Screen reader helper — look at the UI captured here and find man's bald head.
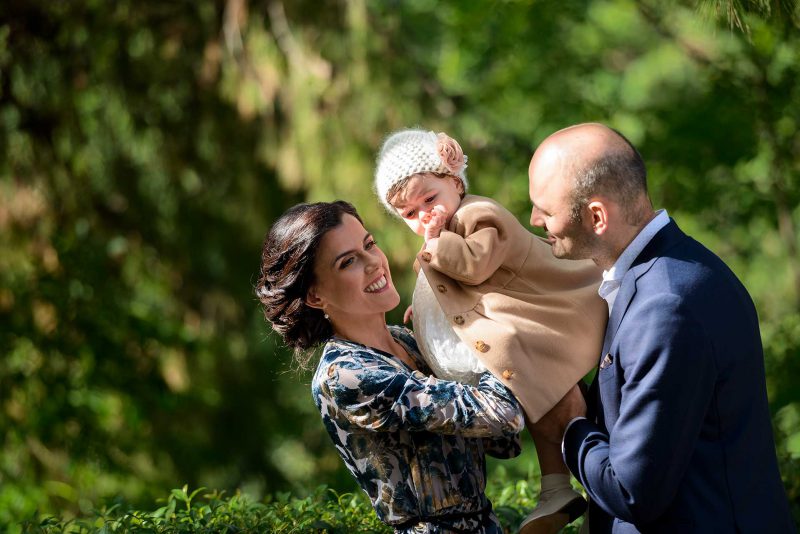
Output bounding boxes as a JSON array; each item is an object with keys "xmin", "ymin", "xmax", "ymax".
[{"xmin": 530, "ymin": 123, "xmax": 650, "ymax": 224}]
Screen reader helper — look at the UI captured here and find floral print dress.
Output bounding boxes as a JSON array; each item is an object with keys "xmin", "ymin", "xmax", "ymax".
[{"xmin": 312, "ymin": 326, "xmax": 524, "ymax": 533}]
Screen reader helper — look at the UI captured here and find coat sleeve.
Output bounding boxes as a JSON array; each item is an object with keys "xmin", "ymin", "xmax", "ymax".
[
  {"xmin": 563, "ymin": 293, "xmax": 716, "ymax": 525},
  {"xmin": 428, "ymin": 203, "xmax": 512, "ymax": 286},
  {"xmin": 320, "ymin": 355, "xmax": 525, "ymax": 439}
]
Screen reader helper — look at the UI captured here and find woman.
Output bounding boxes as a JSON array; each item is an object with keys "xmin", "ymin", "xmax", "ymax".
[{"xmin": 255, "ymin": 200, "xmax": 525, "ymax": 533}]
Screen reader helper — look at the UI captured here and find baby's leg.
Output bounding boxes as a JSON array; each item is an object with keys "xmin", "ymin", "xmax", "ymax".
[
  {"xmin": 527, "ymin": 382, "xmax": 584, "ymax": 474},
  {"xmin": 527, "ymin": 419, "xmax": 569, "ymax": 475},
  {"xmin": 518, "ymin": 393, "xmax": 587, "ymax": 534}
]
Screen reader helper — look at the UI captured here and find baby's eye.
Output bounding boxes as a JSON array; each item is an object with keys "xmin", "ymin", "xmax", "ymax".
[{"xmin": 425, "ymin": 195, "xmax": 436, "ymax": 203}]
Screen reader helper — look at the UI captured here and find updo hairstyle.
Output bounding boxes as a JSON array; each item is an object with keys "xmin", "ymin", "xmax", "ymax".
[{"xmin": 255, "ymin": 201, "xmax": 361, "ymax": 364}]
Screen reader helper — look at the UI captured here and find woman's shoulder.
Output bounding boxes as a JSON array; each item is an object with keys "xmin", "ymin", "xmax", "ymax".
[
  {"xmin": 312, "ymin": 339, "xmax": 370, "ymax": 397},
  {"xmin": 316, "ymin": 331, "xmax": 408, "ymax": 373},
  {"xmin": 317, "ymin": 337, "xmax": 372, "ymax": 371},
  {"xmin": 314, "ymin": 326, "xmax": 421, "ymax": 379}
]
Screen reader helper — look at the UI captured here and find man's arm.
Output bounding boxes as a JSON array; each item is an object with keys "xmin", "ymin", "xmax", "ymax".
[{"xmin": 562, "ymin": 293, "xmax": 716, "ymax": 525}]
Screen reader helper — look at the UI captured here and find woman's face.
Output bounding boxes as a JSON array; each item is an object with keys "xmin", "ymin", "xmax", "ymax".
[{"xmin": 308, "ymin": 214, "xmax": 400, "ymax": 324}]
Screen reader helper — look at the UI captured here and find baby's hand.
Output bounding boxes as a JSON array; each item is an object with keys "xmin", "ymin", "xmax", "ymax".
[
  {"xmin": 423, "ymin": 205, "xmax": 448, "ymax": 242},
  {"xmin": 403, "ymin": 305, "xmax": 413, "ymax": 324}
]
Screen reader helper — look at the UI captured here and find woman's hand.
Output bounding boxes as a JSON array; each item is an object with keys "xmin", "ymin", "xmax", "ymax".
[{"xmin": 403, "ymin": 305, "xmax": 413, "ymax": 323}]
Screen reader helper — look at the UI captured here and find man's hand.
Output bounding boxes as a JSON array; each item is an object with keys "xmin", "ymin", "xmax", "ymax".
[
  {"xmin": 531, "ymin": 384, "xmax": 587, "ymax": 445},
  {"xmin": 422, "ymin": 205, "xmax": 448, "ymax": 242}
]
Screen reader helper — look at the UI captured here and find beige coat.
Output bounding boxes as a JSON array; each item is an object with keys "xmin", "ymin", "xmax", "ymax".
[{"xmin": 415, "ymin": 195, "xmax": 607, "ymax": 422}]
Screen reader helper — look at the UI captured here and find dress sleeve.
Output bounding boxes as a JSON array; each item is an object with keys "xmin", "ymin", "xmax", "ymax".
[
  {"xmin": 428, "ymin": 203, "xmax": 511, "ymax": 286},
  {"xmin": 482, "ymin": 435, "xmax": 523, "ymax": 459},
  {"xmin": 319, "ymin": 354, "xmax": 524, "ymax": 439}
]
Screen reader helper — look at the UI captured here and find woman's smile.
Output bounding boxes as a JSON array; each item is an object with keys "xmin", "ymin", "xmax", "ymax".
[
  {"xmin": 365, "ymin": 275, "xmax": 388, "ymax": 293},
  {"xmin": 310, "ymin": 214, "xmax": 401, "ymax": 321}
]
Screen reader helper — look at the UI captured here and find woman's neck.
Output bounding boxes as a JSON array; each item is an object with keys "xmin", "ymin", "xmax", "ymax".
[
  {"xmin": 334, "ymin": 313, "xmax": 418, "ymax": 371},
  {"xmin": 332, "ymin": 314, "xmax": 395, "ymax": 353}
]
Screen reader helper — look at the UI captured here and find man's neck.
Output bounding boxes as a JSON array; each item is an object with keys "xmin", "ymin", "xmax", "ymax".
[{"xmin": 598, "ymin": 211, "xmax": 657, "ymax": 271}]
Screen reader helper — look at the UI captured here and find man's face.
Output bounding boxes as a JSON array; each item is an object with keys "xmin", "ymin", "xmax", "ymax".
[{"xmin": 528, "ymin": 153, "xmax": 595, "ymax": 260}]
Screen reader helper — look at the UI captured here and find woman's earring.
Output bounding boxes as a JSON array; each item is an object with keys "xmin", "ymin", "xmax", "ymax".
[{"xmin": 324, "ymin": 313, "xmax": 329, "ymax": 320}]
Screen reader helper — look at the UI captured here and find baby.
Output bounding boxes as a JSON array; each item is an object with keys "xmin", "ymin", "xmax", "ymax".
[{"xmin": 374, "ymin": 129, "xmax": 608, "ymax": 534}]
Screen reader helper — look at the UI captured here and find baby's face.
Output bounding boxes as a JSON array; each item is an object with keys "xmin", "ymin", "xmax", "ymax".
[{"xmin": 389, "ymin": 173, "xmax": 464, "ymax": 237}]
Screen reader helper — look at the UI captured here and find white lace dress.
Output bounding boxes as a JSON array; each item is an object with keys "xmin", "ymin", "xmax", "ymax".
[{"xmin": 412, "ymin": 269, "xmax": 487, "ymax": 385}]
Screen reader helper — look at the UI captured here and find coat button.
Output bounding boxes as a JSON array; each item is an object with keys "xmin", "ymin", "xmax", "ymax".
[
  {"xmin": 436, "ymin": 284, "xmax": 447, "ymax": 293},
  {"xmin": 421, "ymin": 251, "xmax": 432, "ymax": 262},
  {"xmin": 502, "ymin": 369, "xmax": 514, "ymax": 380},
  {"xmin": 453, "ymin": 315, "xmax": 465, "ymax": 325},
  {"xmin": 474, "ymin": 340, "xmax": 489, "ymax": 353}
]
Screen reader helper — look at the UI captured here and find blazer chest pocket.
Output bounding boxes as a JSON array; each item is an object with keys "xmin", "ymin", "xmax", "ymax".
[{"xmin": 597, "ymin": 352, "xmax": 617, "ymax": 384}]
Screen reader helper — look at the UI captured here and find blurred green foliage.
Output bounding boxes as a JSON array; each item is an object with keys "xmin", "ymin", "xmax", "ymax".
[
  {"xmin": 19, "ymin": 479, "xmax": 582, "ymax": 534},
  {"xmin": 1, "ymin": 0, "xmax": 798, "ymax": 527},
  {"xmin": 20, "ymin": 485, "xmax": 392, "ymax": 534}
]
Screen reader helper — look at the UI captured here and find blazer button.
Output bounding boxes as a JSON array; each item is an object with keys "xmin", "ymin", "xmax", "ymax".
[
  {"xmin": 502, "ymin": 369, "xmax": 514, "ymax": 380},
  {"xmin": 421, "ymin": 251, "xmax": 432, "ymax": 262},
  {"xmin": 474, "ymin": 340, "xmax": 490, "ymax": 353},
  {"xmin": 436, "ymin": 284, "xmax": 447, "ymax": 293},
  {"xmin": 453, "ymin": 315, "xmax": 465, "ymax": 325}
]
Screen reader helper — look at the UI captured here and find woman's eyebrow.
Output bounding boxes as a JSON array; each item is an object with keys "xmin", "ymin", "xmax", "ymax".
[
  {"xmin": 331, "ymin": 233, "xmax": 371, "ymax": 266},
  {"xmin": 332, "ymin": 249, "xmax": 356, "ymax": 266}
]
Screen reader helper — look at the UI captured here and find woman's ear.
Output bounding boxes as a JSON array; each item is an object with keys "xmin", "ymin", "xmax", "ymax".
[
  {"xmin": 587, "ymin": 200, "xmax": 609, "ymax": 236},
  {"xmin": 305, "ymin": 286, "xmax": 325, "ymax": 310}
]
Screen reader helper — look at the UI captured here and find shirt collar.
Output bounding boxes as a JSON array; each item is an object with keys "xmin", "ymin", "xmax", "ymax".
[{"xmin": 602, "ymin": 209, "xmax": 670, "ymax": 284}]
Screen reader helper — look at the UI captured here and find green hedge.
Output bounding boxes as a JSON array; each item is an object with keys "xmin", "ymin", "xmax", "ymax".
[{"xmin": 16, "ymin": 478, "xmax": 584, "ymax": 533}]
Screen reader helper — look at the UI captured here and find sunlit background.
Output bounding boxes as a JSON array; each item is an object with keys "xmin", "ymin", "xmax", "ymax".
[{"xmin": 1, "ymin": 0, "xmax": 798, "ymax": 525}]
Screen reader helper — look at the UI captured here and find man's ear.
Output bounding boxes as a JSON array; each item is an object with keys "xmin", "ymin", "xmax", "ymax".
[
  {"xmin": 305, "ymin": 286, "xmax": 325, "ymax": 310},
  {"xmin": 587, "ymin": 200, "xmax": 609, "ymax": 236}
]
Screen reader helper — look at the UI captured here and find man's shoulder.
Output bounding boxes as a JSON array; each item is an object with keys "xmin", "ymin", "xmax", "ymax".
[
  {"xmin": 641, "ymin": 243, "xmax": 710, "ymax": 276},
  {"xmin": 632, "ymin": 227, "xmax": 747, "ymax": 307}
]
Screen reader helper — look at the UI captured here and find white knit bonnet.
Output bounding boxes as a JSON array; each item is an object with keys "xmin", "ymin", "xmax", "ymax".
[{"xmin": 374, "ymin": 128, "xmax": 468, "ymax": 212}]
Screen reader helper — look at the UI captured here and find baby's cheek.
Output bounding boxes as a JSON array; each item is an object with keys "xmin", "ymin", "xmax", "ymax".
[{"xmin": 406, "ymin": 220, "xmax": 424, "ymax": 236}]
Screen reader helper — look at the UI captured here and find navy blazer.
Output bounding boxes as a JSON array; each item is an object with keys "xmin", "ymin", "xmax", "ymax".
[{"xmin": 563, "ymin": 220, "xmax": 795, "ymax": 533}]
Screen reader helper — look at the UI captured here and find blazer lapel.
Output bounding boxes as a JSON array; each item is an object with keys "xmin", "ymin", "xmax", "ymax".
[
  {"xmin": 601, "ymin": 277, "xmax": 637, "ymax": 355},
  {"xmin": 600, "ymin": 220, "xmax": 686, "ymax": 356}
]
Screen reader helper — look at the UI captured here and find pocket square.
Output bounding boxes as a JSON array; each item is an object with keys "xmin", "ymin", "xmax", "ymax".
[{"xmin": 600, "ymin": 353, "xmax": 613, "ymax": 369}]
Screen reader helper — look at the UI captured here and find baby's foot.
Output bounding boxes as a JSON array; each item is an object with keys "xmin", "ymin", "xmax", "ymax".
[{"xmin": 518, "ymin": 486, "xmax": 586, "ymax": 534}]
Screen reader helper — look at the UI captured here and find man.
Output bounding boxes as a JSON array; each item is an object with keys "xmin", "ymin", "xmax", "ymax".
[{"xmin": 528, "ymin": 123, "xmax": 795, "ymax": 532}]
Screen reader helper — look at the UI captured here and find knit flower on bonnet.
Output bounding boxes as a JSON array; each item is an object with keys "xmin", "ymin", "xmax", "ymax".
[
  {"xmin": 374, "ymin": 128, "xmax": 469, "ymax": 213},
  {"xmin": 435, "ymin": 133, "xmax": 467, "ymax": 176}
]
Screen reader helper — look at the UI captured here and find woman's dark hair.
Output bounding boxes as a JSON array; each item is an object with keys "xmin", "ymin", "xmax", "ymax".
[{"xmin": 255, "ymin": 201, "xmax": 361, "ymax": 364}]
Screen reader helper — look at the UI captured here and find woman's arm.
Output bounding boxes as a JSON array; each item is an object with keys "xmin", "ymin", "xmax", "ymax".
[
  {"xmin": 319, "ymin": 355, "xmax": 524, "ymax": 439},
  {"xmin": 482, "ymin": 435, "xmax": 523, "ymax": 459}
]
